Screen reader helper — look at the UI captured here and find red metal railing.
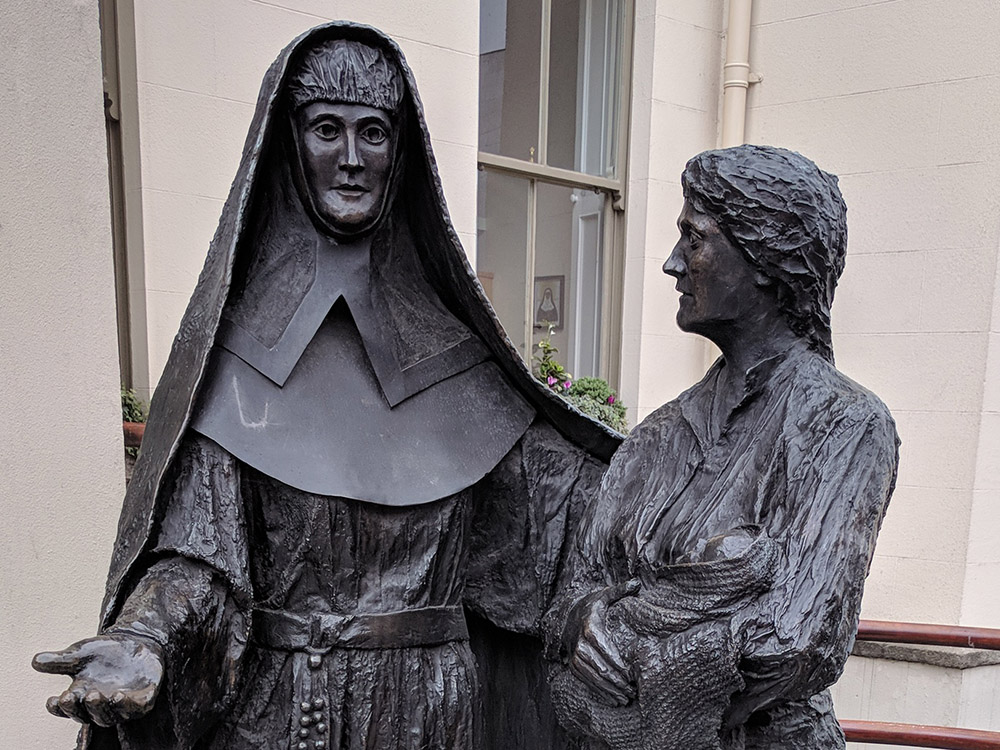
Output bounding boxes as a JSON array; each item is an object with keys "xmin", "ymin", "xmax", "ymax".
[
  {"xmin": 841, "ymin": 620, "xmax": 1000, "ymax": 748},
  {"xmin": 841, "ymin": 720, "xmax": 1000, "ymax": 749},
  {"xmin": 856, "ymin": 620, "xmax": 1000, "ymax": 651}
]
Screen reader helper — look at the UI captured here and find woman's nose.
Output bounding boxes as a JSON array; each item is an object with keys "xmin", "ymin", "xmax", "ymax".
[{"xmin": 663, "ymin": 244, "xmax": 686, "ymax": 278}]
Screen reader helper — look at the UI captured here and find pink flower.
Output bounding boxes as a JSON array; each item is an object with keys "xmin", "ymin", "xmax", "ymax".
[
  {"xmin": 547, "ymin": 376, "xmax": 557, "ymax": 386},
  {"xmin": 607, "ymin": 395, "xmax": 616, "ymax": 405},
  {"xmin": 563, "ymin": 380, "xmax": 572, "ymax": 390}
]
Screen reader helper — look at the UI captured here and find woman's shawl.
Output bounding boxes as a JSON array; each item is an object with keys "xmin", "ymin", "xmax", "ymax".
[{"xmin": 100, "ymin": 22, "xmax": 622, "ymax": 632}]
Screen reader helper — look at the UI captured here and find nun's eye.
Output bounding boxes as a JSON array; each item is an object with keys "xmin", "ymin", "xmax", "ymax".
[
  {"xmin": 313, "ymin": 122, "xmax": 340, "ymax": 140},
  {"xmin": 362, "ymin": 125, "xmax": 388, "ymax": 145}
]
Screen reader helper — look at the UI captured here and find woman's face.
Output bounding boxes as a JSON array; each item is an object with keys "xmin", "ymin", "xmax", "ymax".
[
  {"xmin": 295, "ymin": 101, "xmax": 395, "ymax": 236},
  {"xmin": 663, "ymin": 200, "xmax": 769, "ymax": 338}
]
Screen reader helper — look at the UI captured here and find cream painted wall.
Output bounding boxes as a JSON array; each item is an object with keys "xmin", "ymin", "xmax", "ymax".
[
  {"xmin": 742, "ymin": 0, "xmax": 1000, "ymax": 629},
  {"xmin": 128, "ymin": 0, "xmax": 481, "ymax": 396},
  {"xmin": 964, "ymin": 255, "xmax": 1000, "ymax": 626},
  {"xmin": 618, "ymin": 0, "xmax": 1000, "ymax": 733},
  {"xmin": 622, "ymin": 0, "xmax": 1000, "ymax": 629},
  {"xmin": 0, "ymin": 2, "xmax": 126, "ymax": 748},
  {"xmin": 831, "ymin": 655, "xmax": 1000, "ymax": 741}
]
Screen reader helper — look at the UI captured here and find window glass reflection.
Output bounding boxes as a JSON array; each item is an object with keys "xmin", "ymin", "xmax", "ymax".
[
  {"xmin": 476, "ymin": 170, "xmax": 532, "ymax": 355},
  {"xmin": 533, "ymin": 182, "xmax": 606, "ymax": 378},
  {"xmin": 479, "ymin": 0, "xmax": 541, "ymax": 162},
  {"xmin": 546, "ymin": 0, "xmax": 622, "ymax": 177}
]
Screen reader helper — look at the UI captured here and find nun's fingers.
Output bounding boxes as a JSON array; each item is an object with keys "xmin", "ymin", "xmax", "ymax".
[
  {"xmin": 83, "ymin": 689, "xmax": 118, "ymax": 728},
  {"xmin": 107, "ymin": 683, "xmax": 158, "ymax": 723},
  {"xmin": 55, "ymin": 686, "xmax": 91, "ymax": 724}
]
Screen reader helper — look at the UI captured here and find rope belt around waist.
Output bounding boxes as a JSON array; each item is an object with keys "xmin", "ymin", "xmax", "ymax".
[{"xmin": 253, "ymin": 605, "xmax": 469, "ymax": 652}]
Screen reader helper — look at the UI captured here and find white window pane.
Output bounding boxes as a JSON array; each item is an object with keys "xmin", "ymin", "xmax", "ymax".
[{"xmin": 533, "ymin": 182, "xmax": 605, "ymax": 378}]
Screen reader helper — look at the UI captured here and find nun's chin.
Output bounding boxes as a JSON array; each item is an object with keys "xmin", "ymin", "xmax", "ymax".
[{"xmin": 313, "ymin": 194, "xmax": 382, "ymax": 236}]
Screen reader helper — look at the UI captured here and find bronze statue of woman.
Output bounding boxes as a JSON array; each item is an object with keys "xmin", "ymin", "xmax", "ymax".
[
  {"xmin": 548, "ymin": 145, "xmax": 899, "ymax": 750},
  {"xmin": 33, "ymin": 23, "xmax": 620, "ymax": 750}
]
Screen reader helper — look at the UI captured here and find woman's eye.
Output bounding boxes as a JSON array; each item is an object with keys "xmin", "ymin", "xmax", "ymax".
[{"xmin": 363, "ymin": 126, "xmax": 388, "ymax": 145}]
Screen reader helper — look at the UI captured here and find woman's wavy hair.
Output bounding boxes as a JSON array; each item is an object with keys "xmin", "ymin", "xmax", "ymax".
[{"xmin": 681, "ymin": 144, "xmax": 848, "ymax": 362}]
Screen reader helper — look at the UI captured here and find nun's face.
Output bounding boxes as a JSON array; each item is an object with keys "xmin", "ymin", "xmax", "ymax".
[{"xmin": 296, "ymin": 102, "xmax": 395, "ymax": 236}]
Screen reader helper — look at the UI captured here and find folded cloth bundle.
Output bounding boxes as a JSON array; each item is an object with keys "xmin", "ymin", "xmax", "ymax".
[{"xmin": 550, "ymin": 527, "xmax": 778, "ymax": 750}]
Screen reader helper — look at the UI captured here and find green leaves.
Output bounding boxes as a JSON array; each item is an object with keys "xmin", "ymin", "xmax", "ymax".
[{"xmin": 532, "ymin": 326, "xmax": 627, "ymax": 433}]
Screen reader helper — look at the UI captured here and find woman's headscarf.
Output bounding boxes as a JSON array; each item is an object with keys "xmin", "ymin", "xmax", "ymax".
[{"xmin": 681, "ymin": 144, "xmax": 848, "ymax": 362}]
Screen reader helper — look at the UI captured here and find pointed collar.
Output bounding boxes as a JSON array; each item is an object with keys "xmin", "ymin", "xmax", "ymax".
[{"xmin": 217, "ymin": 234, "xmax": 488, "ymax": 406}]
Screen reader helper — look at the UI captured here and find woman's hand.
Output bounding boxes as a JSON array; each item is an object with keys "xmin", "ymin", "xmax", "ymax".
[
  {"xmin": 566, "ymin": 582, "xmax": 639, "ymax": 706},
  {"xmin": 32, "ymin": 634, "xmax": 163, "ymax": 727}
]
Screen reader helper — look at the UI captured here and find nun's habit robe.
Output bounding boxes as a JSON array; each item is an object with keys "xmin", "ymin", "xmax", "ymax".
[
  {"xmin": 549, "ymin": 342, "xmax": 898, "ymax": 749},
  {"xmin": 83, "ymin": 24, "xmax": 620, "ymax": 750}
]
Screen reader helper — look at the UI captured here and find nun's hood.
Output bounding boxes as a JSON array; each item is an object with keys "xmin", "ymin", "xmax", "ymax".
[{"xmin": 101, "ymin": 22, "xmax": 622, "ymax": 627}]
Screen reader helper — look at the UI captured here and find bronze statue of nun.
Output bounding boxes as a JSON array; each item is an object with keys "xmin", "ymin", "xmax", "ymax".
[{"xmin": 34, "ymin": 23, "xmax": 620, "ymax": 750}]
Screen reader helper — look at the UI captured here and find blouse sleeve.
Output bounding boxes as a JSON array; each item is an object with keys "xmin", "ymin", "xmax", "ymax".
[{"xmin": 727, "ymin": 404, "xmax": 899, "ymax": 725}]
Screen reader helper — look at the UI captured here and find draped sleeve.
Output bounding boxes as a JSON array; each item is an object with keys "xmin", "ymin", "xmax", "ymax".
[
  {"xmin": 464, "ymin": 419, "xmax": 608, "ymax": 635},
  {"xmin": 99, "ymin": 434, "xmax": 252, "ymax": 750},
  {"xmin": 464, "ymin": 419, "xmax": 609, "ymax": 750}
]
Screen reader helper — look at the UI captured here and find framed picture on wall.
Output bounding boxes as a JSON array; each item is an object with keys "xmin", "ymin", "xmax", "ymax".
[{"xmin": 533, "ymin": 275, "xmax": 564, "ymax": 331}]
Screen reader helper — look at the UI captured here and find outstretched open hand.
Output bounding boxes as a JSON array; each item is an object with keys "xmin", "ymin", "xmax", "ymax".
[{"xmin": 32, "ymin": 634, "xmax": 163, "ymax": 727}]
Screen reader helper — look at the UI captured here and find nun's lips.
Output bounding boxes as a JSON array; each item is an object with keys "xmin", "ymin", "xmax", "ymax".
[{"xmin": 332, "ymin": 184, "xmax": 370, "ymax": 194}]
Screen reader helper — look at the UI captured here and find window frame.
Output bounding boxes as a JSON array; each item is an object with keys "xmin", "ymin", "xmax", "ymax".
[{"xmin": 477, "ymin": 0, "xmax": 634, "ymax": 388}]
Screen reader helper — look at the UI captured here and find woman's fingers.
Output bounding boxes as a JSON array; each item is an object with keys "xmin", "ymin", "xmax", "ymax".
[
  {"xmin": 582, "ymin": 625, "xmax": 630, "ymax": 677},
  {"xmin": 570, "ymin": 651, "xmax": 620, "ymax": 704},
  {"xmin": 571, "ymin": 639, "xmax": 634, "ymax": 705},
  {"xmin": 567, "ymin": 595, "xmax": 637, "ymax": 705}
]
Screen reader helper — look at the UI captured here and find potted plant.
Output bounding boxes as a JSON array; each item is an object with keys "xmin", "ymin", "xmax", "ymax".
[
  {"xmin": 532, "ymin": 326, "xmax": 628, "ymax": 433},
  {"xmin": 121, "ymin": 386, "xmax": 147, "ymax": 455}
]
